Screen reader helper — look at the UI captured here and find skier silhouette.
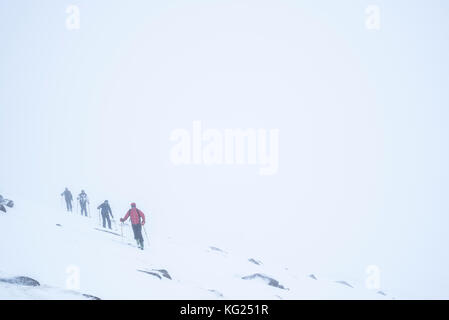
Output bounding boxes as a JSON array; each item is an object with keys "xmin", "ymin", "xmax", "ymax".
[
  {"xmin": 77, "ymin": 190, "xmax": 89, "ymax": 217},
  {"xmin": 97, "ymin": 200, "xmax": 114, "ymax": 229},
  {"xmin": 61, "ymin": 188, "xmax": 73, "ymax": 212},
  {"xmin": 120, "ymin": 203, "xmax": 146, "ymax": 250}
]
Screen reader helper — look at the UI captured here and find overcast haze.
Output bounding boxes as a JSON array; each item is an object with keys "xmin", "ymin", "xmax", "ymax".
[{"xmin": 1, "ymin": 0, "xmax": 449, "ymax": 298}]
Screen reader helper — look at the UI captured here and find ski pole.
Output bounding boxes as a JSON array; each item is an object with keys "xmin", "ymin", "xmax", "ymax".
[
  {"xmin": 88, "ymin": 203, "xmax": 91, "ymax": 218},
  {"xmin": 120, "ymin": 222, "xmax": 125, "ymax": 244},
  {"xmin": 143, "ymin": 224, "xmax": 150, "ymax": 244}
]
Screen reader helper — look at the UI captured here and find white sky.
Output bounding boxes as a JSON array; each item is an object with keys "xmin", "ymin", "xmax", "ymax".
[{"xmin": 1, "ymin": 0, "xmax": 449, "ymax": 298}]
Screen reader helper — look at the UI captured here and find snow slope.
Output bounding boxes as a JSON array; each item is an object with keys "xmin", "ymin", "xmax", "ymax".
[{"xmin": 0, "ymin": 204, "xmax": 391, "ymax": 300}]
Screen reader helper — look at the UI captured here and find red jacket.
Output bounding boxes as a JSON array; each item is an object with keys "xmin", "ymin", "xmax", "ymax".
[{"xmin": 122, "ymin": 208, "xmax": 145, "ymax": 225}]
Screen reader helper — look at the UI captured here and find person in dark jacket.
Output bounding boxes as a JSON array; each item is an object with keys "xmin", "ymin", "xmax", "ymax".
[
  {"xmin": 61, "ymin": 188, "xmax": 73, "ymax": 212},
  {"xmin": 77, "ymin": 190, "xmax": 89, "ymax": 217},
  {"xmin": 120, "ymin": 203, "xmax": 146, "ymax": 250},
  {"xmin": 97, "ymin": 200, "xmax": 114, "ymax": 229}
]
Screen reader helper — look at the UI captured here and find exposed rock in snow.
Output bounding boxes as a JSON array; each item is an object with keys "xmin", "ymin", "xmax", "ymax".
[
  {"xmin": 208, "ymin": 289, "xmax": 223, "ymax": 298},
  {"xmin": 82, "ymin": 293, "xmax": 101, "ymax": 300},
  {"xmin": 242, "ymin": 273, "xmax": 288, "ymax": 290},
  {"xmin": 0, "ymin": 195, "xmax": 14, "ymax": 213},
  {"xmin": 0, "ymin": 274, "xmax": 100, "ymax": 300},
  {"xmin": 335, "ymin": 281, "xmax": 354, "ymax": 288},
  {"xmin": 153, "ymin": 269, "xmax": 172, "ymax": 280},
  {"xmin": 209, "ymin": 246, "xmax": 227, "ymax": 254},
  {"xmin": 0, "ymin": 276, "xmax": 40, "ymax": 287},
  {"xmin": 138, "ymin": 269, "xmax": 172, "ymax": 280},
  {"xmin": 248, "ymin": 258, "xmax": 262, "ymax": 266},
  {"xmin": 138, "ymin": 270, "xmax": 162, "ymax": 280},
  {"xmin": 309, "ymin": 274, "xmax": 317, "ymax": 280}
]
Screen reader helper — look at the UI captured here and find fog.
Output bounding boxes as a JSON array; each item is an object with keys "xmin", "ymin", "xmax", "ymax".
[{"xmin": 1, "ymin": 0, "xmax": 449, "ymax": 298}]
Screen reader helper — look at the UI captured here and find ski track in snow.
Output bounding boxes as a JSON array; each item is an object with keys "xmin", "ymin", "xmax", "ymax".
[{"xmin": 0, "ymin": 206, "xmax": 391, "ymax": 299}]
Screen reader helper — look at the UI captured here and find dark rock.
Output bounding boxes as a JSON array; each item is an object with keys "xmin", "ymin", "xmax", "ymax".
[
  {"xmin": 82, "ymin": 294, "xmax": 101, "ymax": 300},
  {"xmin": 308, "ymin": 274, "xmax": 317, "ymax": 280},
  {"xmin": 0, "ymin": 276, "xmax": 40, "ymax": 287},
  {"xmin": 208, "ymin": 289, "xmax": 224, "ymax": 298},
  {"xmin": 377, "ymin": 291, "xmax": 387, "ymax": 296},
  {"xmin": 209, "ymin": 246, "xmax": 226, "ymax": 254},
  {"xmin": 152, "ymin": 269, "xmax": 172, "ymax": 280},
  {"xmin": 137, "ymin": 270, "xmax": 162, "ymax": 279},
  {"xmin": 242, "ymin": 273, "xmax": 287, "ymax": 290},
  {"xmin": 335, "ymin": 280, "xmax": 354, "ymax": 288},
  {"xmin": 248, "ymin": 258, "xmax": 262, "ymax": 266}
]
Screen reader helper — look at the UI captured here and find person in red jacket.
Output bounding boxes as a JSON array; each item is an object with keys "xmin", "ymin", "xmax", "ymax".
[{"xmin": 120, "ymin": 203, "xmax": 146, "ymax": 250}]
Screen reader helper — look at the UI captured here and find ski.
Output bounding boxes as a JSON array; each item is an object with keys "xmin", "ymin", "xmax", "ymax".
[{"xmin": 94, "ymin": 228, "xmax": 122, "ymax": 237}]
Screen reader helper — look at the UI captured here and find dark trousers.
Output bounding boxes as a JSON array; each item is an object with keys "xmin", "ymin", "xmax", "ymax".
[
  {"xmin": 80, "ymin": 203, "xmax": 88, "ymax": 216},
  {"xmin": 132, "ymin": 224, "xmax": 143, "ymax": 243},
  {"xmin": 65, "ymin": 200, "xmax": 72, "ymax": 212},
  {"xmin": 102, "ymin": 212, "xmax": 111, "ymax": 229}
]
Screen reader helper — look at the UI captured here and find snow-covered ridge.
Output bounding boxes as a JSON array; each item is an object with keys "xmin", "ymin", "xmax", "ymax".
[{"xmin": 0, "ymin": 206, "xmax": 391, "ymax": 300}]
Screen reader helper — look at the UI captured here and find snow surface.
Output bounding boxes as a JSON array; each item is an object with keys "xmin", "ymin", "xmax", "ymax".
[{"xmin": 0, "ymin": 205, "xmax": 391, "ymax": 300}]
